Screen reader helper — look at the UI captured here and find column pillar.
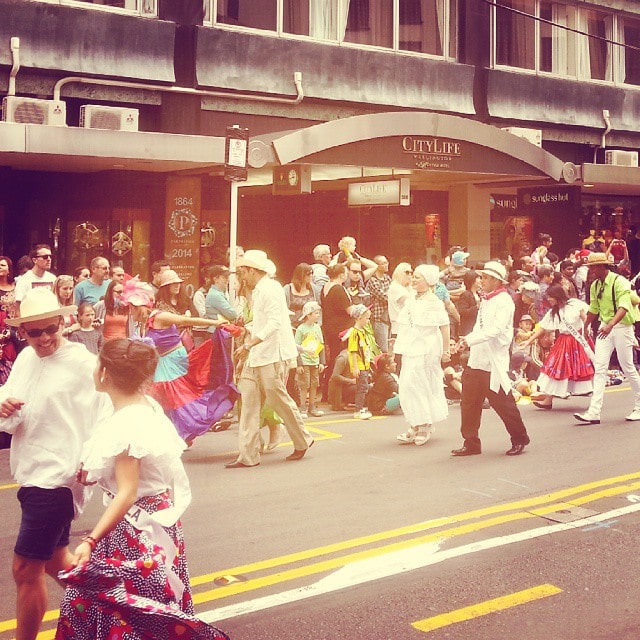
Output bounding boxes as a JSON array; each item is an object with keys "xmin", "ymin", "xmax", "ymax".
[{"xmin": 448, "ymin": 184, "xmax": 491, "ymax": 261}]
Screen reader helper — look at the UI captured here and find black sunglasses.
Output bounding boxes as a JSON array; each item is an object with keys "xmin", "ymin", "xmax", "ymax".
[
  {"xmin": 37, "ymin": 254, "xmax": 52, "ymax": 260},
  {"xmin": 23, "ymin": 322, "xmax": 60, "ymax": 338}
]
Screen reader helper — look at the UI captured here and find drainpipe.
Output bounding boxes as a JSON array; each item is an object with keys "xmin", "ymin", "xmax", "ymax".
[
  {"xmin": 594, "ymin": 109, "xmax": 611, "ymax": 163},
  {"xmin": 8, "ymin": 37, "xmax": 20, "ymax": 97},
  {"xmin": 53, "ymin": 72, "xmax": 304, "ymax": 105}
]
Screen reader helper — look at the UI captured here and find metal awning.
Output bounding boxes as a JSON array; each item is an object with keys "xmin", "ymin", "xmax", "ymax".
[
  {"xmin": 0, "ymin": 122, "xmax": 226, "ymax": 173},
  {"xmin": 246, "ymin": 111, "xmax": 569, "ymax": 189},
  {"xmin": 581, "ymin": 163, "xmax": 640, "ymax": 196}
]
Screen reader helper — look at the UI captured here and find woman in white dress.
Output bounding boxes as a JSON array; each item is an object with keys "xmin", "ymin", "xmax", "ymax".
[
  {"xmin": 56, "ymin": 338, "xmax": 228, "ymax": 639},
  {"xmin": 521, "ymin": 284, "xmax": 594, "ymax": 410},
  {"xmin": 394, "ymin": 265, "xmax": 451, "ymax": 446}
]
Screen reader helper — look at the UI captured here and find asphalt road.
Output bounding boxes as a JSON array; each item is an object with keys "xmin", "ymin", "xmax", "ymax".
[{"xmin": 1, "ymin": 384, "xmax": 640, "ymax": 639}]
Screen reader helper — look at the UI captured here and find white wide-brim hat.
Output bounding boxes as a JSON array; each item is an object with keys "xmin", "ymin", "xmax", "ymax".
[
  {"xmin": 236, "ymin": 249, "xmax": 272, "ymax": 273},
  {"xmin": 478, "ymin": 261, "xmax": 508, "ymax": 283},
  {"xmin": 7, "ymin": 288, "xmax": 76, "ymax": 327}
]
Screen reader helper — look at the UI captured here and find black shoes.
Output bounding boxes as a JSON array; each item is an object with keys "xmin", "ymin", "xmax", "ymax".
[
  {"xmin": 451, "ymin": 446, "xmax": 481, "ymax": 456},
  {"xmin": 505, "ymin": 443, "xmax": 527, "ymax": 456},
  {"xmin": 225, "ymin": 461, "xmax": 260, "ymax": 469},
  {"xmin": 286, "ymin": 439, "xmax": 314, "ymax": 461}
]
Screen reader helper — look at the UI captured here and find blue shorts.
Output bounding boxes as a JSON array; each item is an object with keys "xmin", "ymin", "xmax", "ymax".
[{"xmin": 14, "ymin": 486, "xmax": 74, "ymax": 561}]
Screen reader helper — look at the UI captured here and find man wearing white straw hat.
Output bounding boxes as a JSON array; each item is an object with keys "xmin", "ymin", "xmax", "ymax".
[
  {"xmin": 227, "ymin": 249, "xmax": 312, "ymax": 468},
  {"xmin": 574, "ymin": 252, "xmax": 640, "ymax": 424},
  {"xmin": 0, "ymin": 288, "xmax": 112, "ymax": 639},
  {"xmin": 452, "ymin": 261, "xmax": 530, "ymax": 457}
]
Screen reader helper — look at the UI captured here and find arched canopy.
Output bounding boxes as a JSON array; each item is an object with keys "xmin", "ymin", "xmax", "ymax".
[{"xmin": 249, "ymin": 111, "xmax": 567, "ymax": 182}]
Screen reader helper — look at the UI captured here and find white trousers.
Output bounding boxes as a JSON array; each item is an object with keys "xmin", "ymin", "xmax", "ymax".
[{"xmin": 587, "ymin": 323, "xmax": 640, "ymax": 417}]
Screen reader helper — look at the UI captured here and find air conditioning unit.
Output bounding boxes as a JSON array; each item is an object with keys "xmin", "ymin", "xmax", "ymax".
[
  {"xmin": 79, "ymin": 105, "xmax": 139, "ymax": 132},
  {"xmin": 502, "ymin": 126, "xmax": 542, "ymax": 147},
  {"xmin": 2, "ymin": 96, "xmax": 66, "ymax": 125},
  {"xmin": 605, "ymin": 150, "xmax": 639, "ymax": 167}
]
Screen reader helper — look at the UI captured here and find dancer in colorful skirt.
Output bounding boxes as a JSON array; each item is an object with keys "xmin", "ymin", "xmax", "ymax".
[
  {"xmin": 520, "ymin": 284, "xmax": 594, "ymax": 410},
  {"xmin": 121, "ymin": 278, "xmax": 239, "ymax": 444},
  {"xmin": 56, "ymin": 338, "xmax": 229, "ymax": 640}
]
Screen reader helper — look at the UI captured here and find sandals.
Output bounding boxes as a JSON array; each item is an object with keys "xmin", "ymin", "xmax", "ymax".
[
  {"xmin": 396, "ymin": 426, "xmax": 417, "ymax": 444},
  {"xmin": 533, "ymin": 401, "xmax": 553, "ymax": 410},
  {"xmin": 414, "ymin": 426, "xmax": 433, "ymax": 446}
]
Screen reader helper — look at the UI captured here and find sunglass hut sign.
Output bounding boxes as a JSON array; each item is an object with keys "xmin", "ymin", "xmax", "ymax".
[{"xmin": 402, "ymin": 136, "xmax": 462, "ymax": 170}]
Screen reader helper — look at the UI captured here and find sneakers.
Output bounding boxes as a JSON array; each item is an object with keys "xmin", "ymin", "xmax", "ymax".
[
  {"xmin": 310, "ymin": 408, "xmax": 325, "ymax": 417},
  {"xmin": 626, "ymin": 409, "xmax": 640, "ymax": 421},
  {"xmin": 396, "ymin": 426, "xmax": 417, "ymax": 444},
  {"xmin": 354, "ymin": 408, "xmax": 372, "ymax": 420},
  {"xmin": 573, "ymin": 412, "xmax": 600, "ymax": 425}
]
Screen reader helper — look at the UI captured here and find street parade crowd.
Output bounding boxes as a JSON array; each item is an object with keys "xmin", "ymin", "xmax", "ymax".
[{"xmin": 1, "ymin": 227, "xmax": 640, "ymax": 638}]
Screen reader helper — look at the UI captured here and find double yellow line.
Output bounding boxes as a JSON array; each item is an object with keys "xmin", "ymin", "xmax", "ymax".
[{"xmin": 3, "ymin": 469, "xmax": 640, "ymax": 638}]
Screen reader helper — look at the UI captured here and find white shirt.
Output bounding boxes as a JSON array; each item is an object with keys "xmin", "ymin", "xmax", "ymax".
[
  {"xmin": 388, "ymin": 281, "xmax": 411, "ymax": 335},
  {"xmin": 247, "ymin": 275, "xmax": 298, "ymax": 367},
  {"xmin": 80, "ymin": 400, "xmax": 190, "ymax": 527},
  {"xmin": 14, "ymin": 270, "xmax": 57, "ymax": 302},
  {"xmin": 394, "ymin": 292, "xmax": 448, "ymax": 356},
  {"xmin": 539, "ymin": 298, "xmax": 588, "ymax": 334},
  {"xmin": 465, "ymin": 290, "xmax": 515, "ymax": 393},
  {"xmin": 0, "ymin": 341, "xmax": 112, "ymax": 489}
]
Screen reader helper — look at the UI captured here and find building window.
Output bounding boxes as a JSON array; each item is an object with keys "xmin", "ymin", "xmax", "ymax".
[
  {"xmin": 41, "ymin": 0, "xmax": 156, "ymax": 15},
  {"xmin": 621, "ymin": 16, "xmax": 640, "ymax": 86},
  {"xmin": 539, "ymin": 1, "xmax": 576, "ymax": 75},
  {"xmin": 399, "ymin": 0, "xmax": 449, "ymax": 56},
  {"xmin": 579, "ymin": 8, "xmax": 613, "ymax": 81},
  {"xmin": 343, "ymin": 0, "xmax": 393, "ymax": 48},
  {"xmin": 493, "ymin": 1, "xmax": 617, "ymax": 82},
  {"xmin": 495, "ymin": 0, "xmax": 535, "ymax": 70},
  {"xmin": 212, "ymin": 0, "xmax": 456, "ymax": 59},
  {"xmin": 216, "ymin": 0, "xmax": 277, "ymax": 31}
]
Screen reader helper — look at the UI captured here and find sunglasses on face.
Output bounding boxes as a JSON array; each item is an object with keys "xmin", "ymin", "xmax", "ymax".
[
  {"xmin": 37, "ymin": 254, "xmax": 52, "ymax": 260},
  {"xmin": 23, "ymin": 322, "xmax": 60, "ymax": 338}
]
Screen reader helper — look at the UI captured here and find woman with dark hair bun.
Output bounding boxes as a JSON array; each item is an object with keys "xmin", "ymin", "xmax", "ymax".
[
  {"xmin": 520, "ymin": 284, "xmax": 594, "ymax": 409},
  {"xmin": 56, "ymin": 338, "xmax": 230, "ymax": 639}
]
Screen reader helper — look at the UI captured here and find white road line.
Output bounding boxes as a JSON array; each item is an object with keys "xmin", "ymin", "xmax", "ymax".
[
  {"xmin": 200, "ymin": 502, "xmax": 640, "ymax": 624},
  {"xmin": 497, "ymin": 478, "xmax": 531, "ymax": 489},
  {"xmin": 461, "ymin": 488, "xmax": 495, "ymax": 498}
]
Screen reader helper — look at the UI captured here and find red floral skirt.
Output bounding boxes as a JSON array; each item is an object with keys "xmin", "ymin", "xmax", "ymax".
[{"xmin": 56, "ymin": 492, "xmax": 229, "ymax": 640}]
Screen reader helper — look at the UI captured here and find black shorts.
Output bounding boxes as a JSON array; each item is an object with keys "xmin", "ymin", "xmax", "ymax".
[{"xmin": 14, "ymin": 486, "xmax": 74, "ymax": 561}]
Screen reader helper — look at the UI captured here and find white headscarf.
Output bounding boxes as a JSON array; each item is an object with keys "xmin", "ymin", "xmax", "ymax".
[{"xmin": 413, "ymin": 264, "xmax": 440, "ymax": 287}]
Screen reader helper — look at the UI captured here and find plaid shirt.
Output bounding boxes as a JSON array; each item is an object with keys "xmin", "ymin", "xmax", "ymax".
[{"xmin": 366, "ymin": 274, "xmax": 391, "ymax": 323}]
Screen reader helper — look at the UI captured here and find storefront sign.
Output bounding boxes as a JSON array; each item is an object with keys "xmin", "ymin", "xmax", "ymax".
[
  {"xmin": 491, "ymin": 194, "xmax": 517, "ymax": 214},
  {"xmin": 348, "ymin": 178, "xmax": 410, "ymax": 207},
  {"xmin": 402, "ymin": 136, "xmax": 462, "ymax": 170},
  {"xmin": 517, "ymin": 186, "xmax": 580, "ymax": 211},
  {"xmin": 224, "ymin": 125, "xmax": 249, "ymax": 182},
  {"xmin": 165, "ymin": 176, "xmax": 201, "ymax": 294}
]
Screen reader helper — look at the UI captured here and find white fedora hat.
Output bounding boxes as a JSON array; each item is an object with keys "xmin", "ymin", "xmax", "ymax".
[
  {"xmin": 478, "ymin": 260, "xmax": 508, "ymax": 284},
  {"xmin": 7, "ymin": 288, "xmax": 76, "ymax": 327},
  {"xmin": 236, "ymin": 249, "xmax": 272, "ymax": 273}
]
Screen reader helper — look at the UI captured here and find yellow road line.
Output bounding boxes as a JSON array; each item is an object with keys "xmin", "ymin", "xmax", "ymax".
[
  {"xmin": 192, "ymin": 470, "xmax": 640, "ymax": 586},
  {"xmin": 412, "ymin": 584, "xmax": 563, "ymax": 632},
  {"xmin": 0, "ymin": 483, "xmax": 17, "ymax": 491},
  {"xmin": 3, "ymin": 472, "xmax": 639, "ymax": 635}
]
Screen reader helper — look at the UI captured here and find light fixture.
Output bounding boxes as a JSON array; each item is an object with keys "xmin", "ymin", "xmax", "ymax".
[{"xmin": 582, "ymin": 184, "xmax": 595, "ymax": 188}]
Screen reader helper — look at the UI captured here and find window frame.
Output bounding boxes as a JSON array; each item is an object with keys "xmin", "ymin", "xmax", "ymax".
[
  {"xmin": 490, "ymin": 0, "xmax": 640, "ymax": 88},
  {"xmin": 207, "ymin": 0, "xmax": 458, "ymax": 61},
  {"xmin": 30, "ymin": 0, "xmax": 157, "ymax": 17}
]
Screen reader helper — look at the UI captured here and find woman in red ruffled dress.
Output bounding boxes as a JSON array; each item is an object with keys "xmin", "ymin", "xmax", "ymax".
[{"xmin": 521, "ymin": 284, "xmax": 594, "ymax": 409}]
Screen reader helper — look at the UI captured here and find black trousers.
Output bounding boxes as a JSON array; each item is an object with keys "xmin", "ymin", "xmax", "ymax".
[{"xmin": 460, "ymin": 367, "xmax": 529, "ymax": 450}]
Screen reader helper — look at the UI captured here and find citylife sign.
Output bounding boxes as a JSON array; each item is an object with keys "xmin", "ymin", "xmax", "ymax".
[
  {"xmin": 402, "ymin": 136, "xmax": 463, "ymax": 170},
  {"xmin": 348, "ymin": 178, "xmax": 410, "ymax": 207}
]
